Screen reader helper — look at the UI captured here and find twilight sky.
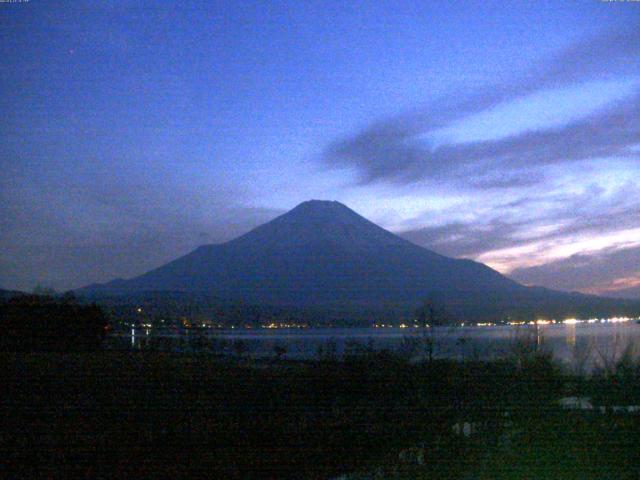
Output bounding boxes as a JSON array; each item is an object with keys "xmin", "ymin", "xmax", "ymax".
[{"xmin": 1, "ymin": 1, "xmax": 639, "ymax": 297}]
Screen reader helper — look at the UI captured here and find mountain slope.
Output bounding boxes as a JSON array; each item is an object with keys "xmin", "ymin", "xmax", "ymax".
[{"xmin": 81, "ymin": 200, "xmax": 639, "ymax": 321}]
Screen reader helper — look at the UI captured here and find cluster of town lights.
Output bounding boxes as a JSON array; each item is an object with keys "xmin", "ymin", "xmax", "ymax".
[
  {"xmin": 372, "ymin": 317, "xmax": 637, "ymax": 329},
  {"xmin": 129, "ymin": 312, "xmax": 637, "ymax": 330},
  {"xmin": 262, "ymin": 323, "xmax": 307, "ymax": 329},
  {"xmin": 374, "ymin": 323, "xmax": 424, "ymax": 328},
  {"xmin": 507, "ymin": 317, "xmax": 636, "ymax": 326}
]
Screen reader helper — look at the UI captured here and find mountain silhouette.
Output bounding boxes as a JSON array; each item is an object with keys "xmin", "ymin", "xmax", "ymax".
[{"xmin": 81, "ymin": 200, "xmax": 639, "ymax": 321}]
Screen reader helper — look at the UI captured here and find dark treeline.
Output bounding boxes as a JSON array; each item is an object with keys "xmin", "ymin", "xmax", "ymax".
[
  {"xmin": 80, "ymin": 290, "xmax": 640, "ymax": 329},
  {"xmin": 82, "ymin": 291, "xmax": 412, "ymax": 329},
  {"xmin": 0, "ymin": 293, "xmax": 108, "ymax": 352}
]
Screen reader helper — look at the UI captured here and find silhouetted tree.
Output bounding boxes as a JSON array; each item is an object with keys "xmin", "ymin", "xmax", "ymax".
[
  {"xmin": 33, "ymin": 284, "xmax": 57, "ymax": 296},
  {"xmin": 415, "ymin": 295, "xmax": 449, "ymax": 363},
  {"xmin": 0, "ymin": 294, "xmax": 108, "ymax": 352}
]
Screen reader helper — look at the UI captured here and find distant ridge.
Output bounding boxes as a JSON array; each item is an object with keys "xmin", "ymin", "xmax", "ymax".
[
  {"xmin": 80, "ymin": 200, "xmax": 640, "ymax": 321},
  {"xmin": 600, "ymin": 285, "xmax": 640, "ymax": 301}
]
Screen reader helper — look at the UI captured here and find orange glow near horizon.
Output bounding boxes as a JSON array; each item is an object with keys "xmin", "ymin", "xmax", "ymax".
[
  {"xmin": 581, "ymin": 274, "xmax": 640, "ymax": 296},
  {"xmin": 473, "ymin": 227, "xmax": 640, "ymax": 295}
]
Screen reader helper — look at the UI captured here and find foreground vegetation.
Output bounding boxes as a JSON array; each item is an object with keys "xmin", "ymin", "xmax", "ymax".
[
  {"xmin": 1, "ymin": 347, "xmax": 639, "ymax": 479},
  {"xmin": 0, "ymin": 294, "xmax": 107, "ymax": 352}
]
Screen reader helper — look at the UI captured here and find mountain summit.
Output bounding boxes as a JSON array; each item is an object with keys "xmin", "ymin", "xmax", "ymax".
[
  {"xmin": 81, "ymin": 200, "xmax": 638, "ymax": 321},
  {"xmin": 230, "ymin": 200, "xmax": 411, "ymax": 251}
]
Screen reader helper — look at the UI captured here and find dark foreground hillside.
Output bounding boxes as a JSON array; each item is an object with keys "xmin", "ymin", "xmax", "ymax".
[{"xmin": 1, "ymin": 350, "xmax": 639, "ymax": 479}]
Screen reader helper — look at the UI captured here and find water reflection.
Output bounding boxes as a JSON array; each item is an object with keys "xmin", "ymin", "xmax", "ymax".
[
  {"xmin": 111, "ymin": 322, "xmax": 640, "ymax": 372},
  {"xmin": 566, "ymin": 323, "xmax": 576, "ymax": 349}
]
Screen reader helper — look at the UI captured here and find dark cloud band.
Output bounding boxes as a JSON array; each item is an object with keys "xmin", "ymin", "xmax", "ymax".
[{"xmin": 324, "ymin": 24, "xmax": 640, "ymax": 187}]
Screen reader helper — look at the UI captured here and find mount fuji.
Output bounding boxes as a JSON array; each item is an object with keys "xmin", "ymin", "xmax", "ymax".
[{"xmin": 80, "ymin": 200, "xmax": 639, "ymax": 321}]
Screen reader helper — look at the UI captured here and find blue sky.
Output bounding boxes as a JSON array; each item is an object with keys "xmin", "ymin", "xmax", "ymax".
[{"xmin": 1, "ymin": 0, "xmax": 639, "ymax": 296}]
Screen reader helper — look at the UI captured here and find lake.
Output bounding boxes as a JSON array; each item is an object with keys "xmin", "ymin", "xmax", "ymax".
[{"xmin": 107, "ymin": 318, "xmax": 640, "ymax": 372}]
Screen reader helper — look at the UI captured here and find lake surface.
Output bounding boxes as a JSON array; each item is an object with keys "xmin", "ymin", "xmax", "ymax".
[{"xmin": 109, "ymin": 320, "xmax": 640, "ymax": 372}]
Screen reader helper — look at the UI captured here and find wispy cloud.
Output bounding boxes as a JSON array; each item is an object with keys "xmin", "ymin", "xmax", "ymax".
[
  {"xmin": 397, "ymin": 180, "xmax": 640, "ymax": 295},
  {"xmin": 400, "ymin": 182, "xmax": 640, "ymax": 258},
  {"xmin": 509, "ymin": 245, "xmax": 640, "ymax": 297},
  {"xmin": 326, "ymin": 87, "xmax": 640, "ymax": 186},
  {"xmin": 324, "ymin": 24, "xmax": 640, "ymax": 187}
]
